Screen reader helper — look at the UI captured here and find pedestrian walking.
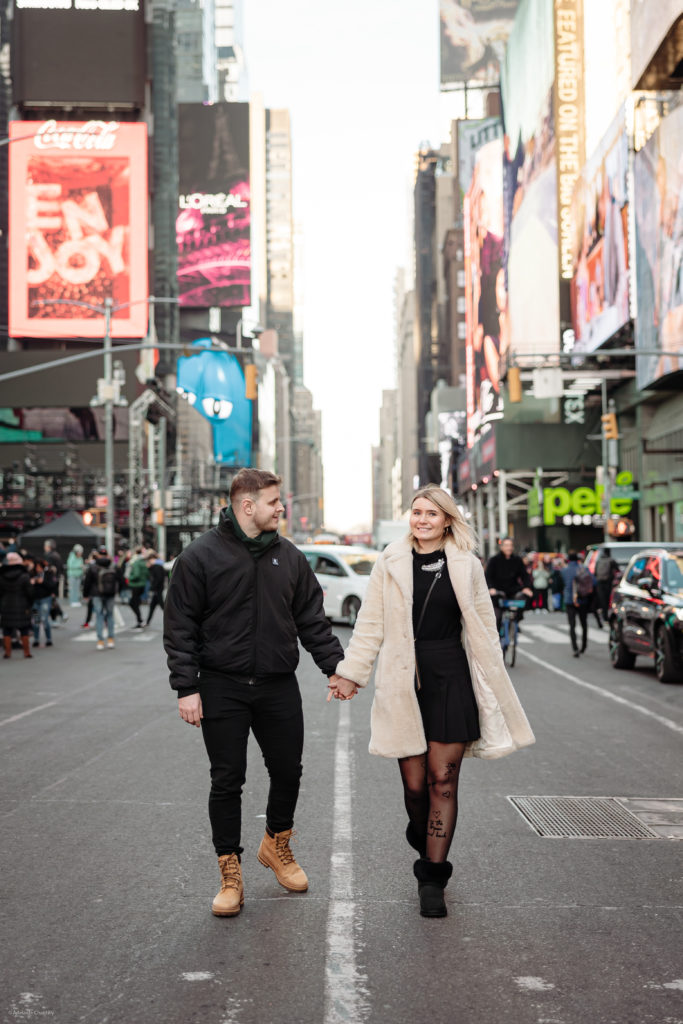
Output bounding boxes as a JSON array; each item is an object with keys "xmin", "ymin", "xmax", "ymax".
[
  {"xmin": 550, "ymin": 557, "xmax": 565, "ymax": 611},
  {"xmin": 126, "ymin": 547, "xmax": 148, "ymax": 628},
  {"xmin": 595, "ymin": 546, "xmax": 619, "ymax": 620},
  {"xmin": 82, "ymin": 547, "xmax": 120, "ymax": 650},
  {"xmin": 66, "ymin": 544, "xmax": 85, "ymax": 606},
  {"xmin": 164, "ymin": 468, "xmax": 345, "ymax": 918},
  {"xmin": 31, "ymin": 560, "xmax": 59, "ymax": 648},
  {"xmin": 144, "ymin": 552, "xmax": 167, "ymax": 626},
  {"xmin": 329, "ymin": 486, "xmax": 535, "ymax": 918},
  {"xmin": 532, "ymin": 558, "xmax": 551, "ymax": 611},
  {"xmin": 42, "ymin": 539, "xmax": 64, "ymax": 599},
  {"xmin": 561, "ymin": 552, "xmax": 595, "ymax": 657},
  {"xmin": 0, "ymin": 552, "xmax": 34, "ymax": 659}
]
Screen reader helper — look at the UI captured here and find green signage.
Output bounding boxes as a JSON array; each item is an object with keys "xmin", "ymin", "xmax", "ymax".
[{"xmin": 534, "ymin": 471, "xmax": 636, "ymax": 526}]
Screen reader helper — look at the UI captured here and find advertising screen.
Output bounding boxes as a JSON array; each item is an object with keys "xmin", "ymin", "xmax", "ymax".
[
  {"xmin": 500, "ymin": 0, "xmax": 559, "ymax": 356},
  {"xmin": 457, "ymin": 117, "xmax": 503, "ymax": 202},
  {"xmin": 440, "ymin": 0, "xmax": 519, "ymax": 86},
  {"xmin": 177, "ymin": 103, "xmax": 251, "ymax": 309},
  {"xmin": 12, "ymin": 0, "xmax": 145, "ymax": 108},
  {"xmin": 570, "ymin": 110, "xmax": 629, "ymax": 353},
  {"xmin": 464, "ymin": 132, "xmax": 505, "ymax": 448},
  {"xmin": 9, "ymin": 120, "xmax": 149, "ymax": 339},
  {"xmin": 634, "ymin": 104, "xmax": 683, "ymax": 389},
  {"xmin": 582, "ymin": 0, "xmax": 630, "ymax": 157},
  {"xmin": 0, "ymin": 407, "xmax": 129, "ymax": 443}
]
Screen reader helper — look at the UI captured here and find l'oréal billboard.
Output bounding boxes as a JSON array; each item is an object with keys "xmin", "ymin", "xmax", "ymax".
[
  {"xmin": 634, "ymin": 104, "xmax": 683, "ymax": 389},
  {"xmin": 570, "ymin": 110, "xmax": 629, "ymax": 353},
  {"xmin": 440, "ymin": 0, "xmax": 520, "ymax": 87},
  {"xmin": 463, "ymin": 129, "xmax": 505, "ymax": 447},
  {"xmin": 12, "ymin": 0, "xmax": 146, "ymax": 108},
  {"xmin": 8, "ymin": 120, "xmax": 149, "ymax": 339},
  {"xmin": 177, "ymin": 103, "xmax": 251, "ymax": 309}
]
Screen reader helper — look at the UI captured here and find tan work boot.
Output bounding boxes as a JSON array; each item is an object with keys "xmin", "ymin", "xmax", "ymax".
[
  {"xmin": 212, "ymin": 853, "xmax": 244, "ymax": 917},
  {"xmin": 21, "ymin": 636, "xmax": 32, "ymax": 659},
  {"xmin": 257, "ymin": 828, "xmax": 308, "ymax": 892},
  {"xmin": 3, "ymin": 636, "xmax": 12, "ymax": 659}
]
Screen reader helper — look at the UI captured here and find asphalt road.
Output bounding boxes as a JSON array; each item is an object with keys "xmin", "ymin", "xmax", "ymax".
[{"xmin": 2, "ymin": 605, "xmax": 682, "ymax": 1024}]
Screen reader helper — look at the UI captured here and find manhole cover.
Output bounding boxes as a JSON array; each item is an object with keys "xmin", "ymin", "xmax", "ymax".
[{"xmin": 507, "ymin": 796, "xmax": 683, "ymax": 839}]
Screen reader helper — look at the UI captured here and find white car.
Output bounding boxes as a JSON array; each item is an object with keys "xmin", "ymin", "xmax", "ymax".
[{"xmin": 298, "ymin": 544, "xmax": 379, "ymax": 625}]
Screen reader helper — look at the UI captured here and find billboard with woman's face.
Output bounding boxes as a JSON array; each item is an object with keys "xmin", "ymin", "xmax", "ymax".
[
  {"xmin": 570, "ymin": 110, "xmax": 630, "ymax": 353},
  {"xmin": 634, "ymin": 104, "xmax": 683, "ymax": 388}
]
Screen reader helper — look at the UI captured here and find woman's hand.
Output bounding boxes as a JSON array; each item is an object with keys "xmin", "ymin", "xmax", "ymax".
[{"xmin": 327, "ymin": 674, "xmax": 358, "ymax": 702}]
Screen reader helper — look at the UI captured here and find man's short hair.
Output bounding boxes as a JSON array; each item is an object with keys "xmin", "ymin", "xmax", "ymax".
[{"xmin": 230, "ymin": 468, "xmax": 282, "ymax": 504}]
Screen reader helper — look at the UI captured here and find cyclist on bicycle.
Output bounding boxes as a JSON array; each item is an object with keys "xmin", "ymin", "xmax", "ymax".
[{"xmin": 485, "ymin": 537, "xmax": 533, "ymax": 631}]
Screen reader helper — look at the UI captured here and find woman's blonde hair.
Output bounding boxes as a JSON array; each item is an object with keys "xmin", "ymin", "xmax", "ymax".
[{"xmin": 410, "ymin": 485, "xmax": 477, "ymax": 552}]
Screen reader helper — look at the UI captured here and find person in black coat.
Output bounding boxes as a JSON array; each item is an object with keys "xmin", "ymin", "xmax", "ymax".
[
  {"xmin": 0, "ymin": 552, "xmax": 34, "ymax": 659},
  {"xmin": 31, "ymin": 559, "xmax": 59, "ymax": 648},
  {"xmin": 485, "ymin": 537, "xmax": 533, "ymax": 629},
  {"xmin": 145, "ymin": 552, "xmax": 167, "ymax": 626},
  {"xmin": 164, "ymin": 468, "xmax": 346, "ymax": 918}
]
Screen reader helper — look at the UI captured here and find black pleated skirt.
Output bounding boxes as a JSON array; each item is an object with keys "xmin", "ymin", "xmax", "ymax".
[{"xmin": 414, "ymin": 638, "xmax": 481, "ymax": 744}]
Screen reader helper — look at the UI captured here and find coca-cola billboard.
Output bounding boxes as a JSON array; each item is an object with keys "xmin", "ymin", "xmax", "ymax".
[
  {"xmin": 12, "ymin": 0, "xmax": 145, "ymax": 108},
  {"xmin": 8, "ymin": 120, "xmax": 149, "ymax": 339},
  {"xmin": 177, "ymin": 103, "xmax": 251, "ymax": 309}
]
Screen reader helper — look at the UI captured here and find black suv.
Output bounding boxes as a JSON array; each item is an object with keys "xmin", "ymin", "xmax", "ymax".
[{"xmin": 609, "ymin": 549, "xmax": 683, "ymax": 683}]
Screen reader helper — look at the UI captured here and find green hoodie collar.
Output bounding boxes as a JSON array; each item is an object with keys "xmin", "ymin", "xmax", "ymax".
[{"xmin": 225, "ymin": 505, "xmax": 279, "ymax": 560}]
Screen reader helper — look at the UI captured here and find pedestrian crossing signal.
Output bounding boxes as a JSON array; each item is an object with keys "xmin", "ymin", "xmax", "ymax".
[{"xmin": 601, "ymin": 412, "xmax": 619, "ymax": 440}]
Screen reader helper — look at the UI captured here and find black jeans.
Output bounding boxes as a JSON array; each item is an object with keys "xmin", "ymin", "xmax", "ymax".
[
  {"xmin": 199, "ymin": 673, "xmax": 304, "ymax": 857},
  {"xmin": 146, "ymin": 589, "xmax": 165, "ymax": 624},
  {"xmin": 566, "ymin": 603, "xmax": 588, "ymax": 652},
  {"xmin": 128, "ymin": 585, "xmax": 145, "ymax": 624}
]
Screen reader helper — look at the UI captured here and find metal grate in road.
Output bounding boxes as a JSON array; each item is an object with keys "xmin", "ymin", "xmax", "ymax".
[{"xmin": 508, "ymin": 795, "xmax": 661, "ymax": 839}]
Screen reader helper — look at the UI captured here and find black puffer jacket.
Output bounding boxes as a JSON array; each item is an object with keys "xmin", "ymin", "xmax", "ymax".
[
  {"xmin": 164, "ymin": 514, "xmax": 344, "ymax": 696},
  {"xmin": 0, "ymin": 564, "xmax": 34, "ymax": 629}
]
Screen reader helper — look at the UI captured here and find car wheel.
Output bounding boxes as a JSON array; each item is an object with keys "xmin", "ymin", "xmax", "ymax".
[
  {"xmin": 343, "ymin": 596, "xmax": 361, "ymax": 627},
  {"xmin": 654, "ymin": 625, "xmax": 682, "ymax": 684},
  {"xmin": 609, "ymin": 619, "xmax": 636, "ymax": 670}
]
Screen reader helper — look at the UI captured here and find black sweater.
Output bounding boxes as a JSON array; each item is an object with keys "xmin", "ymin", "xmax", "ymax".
[
  {"xmin": 484, "ymin": 552, "xmax": 531, "ymax": 596},
  {"xmin": 164, "ymin": 513, "xmax": 344, "ymax": 696}
]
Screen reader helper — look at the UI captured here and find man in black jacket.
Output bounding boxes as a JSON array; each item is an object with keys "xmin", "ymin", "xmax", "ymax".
[
  {"xmin": 164, "ymin": 468, "xmax": 346, "ymax": 918},
  {"xmin": 485, "ymin": 537, "xmax": 533, "ymax": 629}
]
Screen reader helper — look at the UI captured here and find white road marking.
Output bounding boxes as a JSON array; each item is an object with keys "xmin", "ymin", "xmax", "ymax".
[
  {"xmin": 514, "ymin": 976, "xmax": 556, "ymax": 991},
  {"xmin": 518, "ymin": 648, "xmax": 683, "ymax": 736},
  {"xmin": 324, "ymin": 701, "xmax": 368, "ymax": 1024},
  {"xmin": 181, "ymin": 971, "xmax": 214, "ymax": 982},
  {"xmin": 519, "ymin": 624, "xmax": 568, "ymax": 645}
]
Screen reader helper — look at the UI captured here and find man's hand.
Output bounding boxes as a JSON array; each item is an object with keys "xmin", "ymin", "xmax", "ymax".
[
  {"xmin": 178, "ymin": 693, "xmax": 203, "ymax": 727},
  {"xmin": 327, "ymin": 674, "xmax": 358, "ymax": 702},
  {"xmin": 522, "ymin": 588, "xmax": 533, "ymax": 597}
]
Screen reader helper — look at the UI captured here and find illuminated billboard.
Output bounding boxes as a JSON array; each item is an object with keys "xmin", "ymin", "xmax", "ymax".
[
  {"xmin": 570, "ymin": 110, "xmax": 629, "ymax": 353},
  {"xmin": 464, "ymin": 130, "xmax": 505, "ymax": 448},
  {"xmin": 457, "ymin": 117, "xmax": 503, "ymax": 202},
  {"xmin": 9, "ymin": 120, "xmax": 149, "ymax": 339},
  {"xmin": 0, "ymin": 407, "xmax": 129, "ymax": 442},
  {"xmin": 631, "ymin": 0, "xmax": 682, "ymax": 89},
  {"xmin": 501, "ymin": 0, "xmax": 559, "ymax": 356},
  {"xmin": 440, "ymin": 0, "xmax": 519, "ymax": 87},
  {"xmin": 12, "ymin": 0, "xmax": 145, "ymax": 108},
  {"xmin": 177, "ymin": 103, "xmax": 251, "ymax": 309},
  {"xmin": 634, "ymin": 105, "xmax": 683, "ymax": 389}
]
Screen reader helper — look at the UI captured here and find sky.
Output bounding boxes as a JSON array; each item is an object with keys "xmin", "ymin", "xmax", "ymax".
[{"xmin": 243, "ymin": 0, "xmax": 449, "ymax": 531}]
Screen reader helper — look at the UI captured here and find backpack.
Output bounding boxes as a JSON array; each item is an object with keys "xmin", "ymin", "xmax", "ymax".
[
  {"xmin": 573, "ymin": 566, "xmax": 594, "ymax": 602},
  {"xmin": 97, "ymin": 566, "xmax": 118, "ymax": 597}
]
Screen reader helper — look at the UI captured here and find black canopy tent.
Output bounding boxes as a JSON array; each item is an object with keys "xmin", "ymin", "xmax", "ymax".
[{"xmin": 20, "ymin": 510, "xmax": 106, "ymax": 562}]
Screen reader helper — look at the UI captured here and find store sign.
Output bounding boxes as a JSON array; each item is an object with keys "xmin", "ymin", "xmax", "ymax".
[{"xmin": 530, "ymin": 470, "xmax": 636, "ymax": 526}]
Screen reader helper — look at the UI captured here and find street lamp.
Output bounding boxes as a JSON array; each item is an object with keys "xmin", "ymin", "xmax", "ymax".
[{"xmin": 31, "ymin": 295, "xmax": 177, "ymax": 554}]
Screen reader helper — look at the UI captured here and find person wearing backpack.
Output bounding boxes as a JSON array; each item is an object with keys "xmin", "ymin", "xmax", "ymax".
[
  {"xmin": 126, "ymin": 546, "xmax": 149, "ymax": 629},
  {"xmin": 594, "ymin": 546, "xmax": 619, "ymax": 619},
  {"xmin": 560, "ymin": 551, "xmax": 595, "ymax": 657},
  {"xmin": 83, "ymin": 546, "xmax": 120, "ymax": 651}
]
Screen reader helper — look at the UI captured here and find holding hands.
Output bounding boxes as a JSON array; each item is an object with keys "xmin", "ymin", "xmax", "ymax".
[{"xmin": 327, "ymin": 674, "xmax": 358, "ymax": 702}]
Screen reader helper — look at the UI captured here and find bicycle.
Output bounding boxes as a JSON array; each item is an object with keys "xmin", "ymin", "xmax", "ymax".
[{"xmin": 494, "ymin": 591, "xmax": 527, "ymax": 668}]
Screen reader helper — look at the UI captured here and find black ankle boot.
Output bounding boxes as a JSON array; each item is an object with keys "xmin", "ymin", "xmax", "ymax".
[
  {"xmin": 406, "ymin": 822, "xmax": 426, "ymax": 857},
  {"xmin": 413, "ymin": 859, "xmax": 453, "ymax": 918}
]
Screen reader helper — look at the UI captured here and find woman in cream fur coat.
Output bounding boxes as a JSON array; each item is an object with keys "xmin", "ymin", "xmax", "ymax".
[{"xmin": 329, "ymin": 486, "xmax": 535, "ymax": 917}]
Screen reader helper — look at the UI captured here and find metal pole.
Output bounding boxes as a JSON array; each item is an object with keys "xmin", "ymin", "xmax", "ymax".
[
  {"xmin": 498, "ymin": 469, "xmax": 508, "ymax": 538},
  {"xmin": 103, "ymin": 298, "xmax": 115, "ymax": 555},
  {"xmin": 601, "ymin": 378, "xmax": 611, "ymax": 543},
  {"xmin": 157, "ymin": 417, "xmax": 167, "ymax": 559},
  {"xmin": 487, "ymin": 478, "xmax": 497, "ymax": 559},
  {"xmin": 475, "ymin": 486, "xmax": 484, "ymax": 554}
]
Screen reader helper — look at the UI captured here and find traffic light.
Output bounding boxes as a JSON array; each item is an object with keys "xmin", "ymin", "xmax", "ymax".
[
  {"xmin": 245, "ymin": 363, "xmax": 258, "ymax": 400},
  {"xmin": 507, "ymin": 365, "xmax": 522, "ymax": 403},
  {"xmin": 83, "ymin": 508, "xmax": 104, "ymax": 528},
  {"xmin": 601, "ymin": 412, "xmax": 619, "ymax": 440},
  {"xmin": 607, "ymin": 516, "xmax": 635, "ymax": 538}
]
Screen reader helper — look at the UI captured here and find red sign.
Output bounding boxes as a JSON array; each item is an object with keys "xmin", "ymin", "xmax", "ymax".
[{"xmin": 9, "ymin": 120, "xmax": 148, "ymax": 339}]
